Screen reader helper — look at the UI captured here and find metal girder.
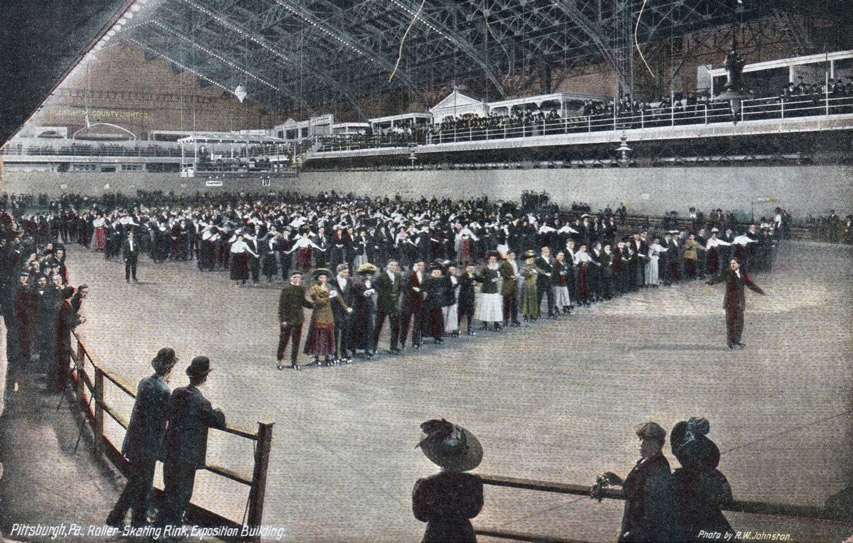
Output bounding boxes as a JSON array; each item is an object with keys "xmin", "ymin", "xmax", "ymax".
[
  {"xmin": 134, "ymin": 19, "xmax": 317, "ymax": 115},
  {"xmin": 118, "ymin": 0, "xmax": 841, "ymax": 117},
  {"xmin": 386, "ymin": 0, "xmax": 506, "ymax": 97},
  {"xmin": 552, "ymin": 0, "xmax": 628, "ymax": 91},
  {"xmin": 266, "ymin": 0, "xmax": 420, "ymax": 92},
  {"xmin": 175, "ymin": 0, "xmax": 369, "ymax": 119},
  {"xmin": 124, "ymin": 37, "xmax": 235, "ymax": 94}
]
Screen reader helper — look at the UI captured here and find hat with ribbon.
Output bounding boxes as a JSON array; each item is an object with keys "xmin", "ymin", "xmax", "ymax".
[{"xmin": 416, "ymin": 419, "xmax": 483, "ymax": 472}]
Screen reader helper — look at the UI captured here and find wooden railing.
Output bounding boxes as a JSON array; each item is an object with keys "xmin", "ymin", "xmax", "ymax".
[
  {"xmin": 68, "ymin": 331, "xmax": 273, "ymax": 542},
  {"xmin": 473, "ymin": 474, "xmax": 844, "ymax": 542}
]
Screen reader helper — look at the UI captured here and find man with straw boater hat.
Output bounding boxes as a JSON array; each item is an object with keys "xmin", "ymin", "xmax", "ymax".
[
  {"xmin": 106, "ymin": 348, "xmax": 177, "ymax": 530},
  {"xmin": 157, "ymin": 356, "xmax": 226, "ymax": 531},
  {"xmin": 413, "ymin": 419, "xmax": 484, "ymax": 543}
]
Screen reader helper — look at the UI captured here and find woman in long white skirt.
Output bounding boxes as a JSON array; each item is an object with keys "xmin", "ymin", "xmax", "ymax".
[
  {"xmin": 477, "ymin": 253, "xmax": 504, "ymax": 330},
  {"xmin": 645, "ymin": 238, "xmax": 668, "ymax": 287},
  {"xmin": 443, "ymin": 264, "xmax": 460, "ymax": 335}
]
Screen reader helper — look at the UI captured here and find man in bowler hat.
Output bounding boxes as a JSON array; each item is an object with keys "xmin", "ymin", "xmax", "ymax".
[
  {"xmin": 106, "ymin": 348, "xmax": 177, "ymax": 529},
  {"xmin": 157, "ymin": 356, "xmax": 226, "ymax": 529},
  {"xmin": 706, "ymin": 258, "xmax": 766, "ymax": 349}
]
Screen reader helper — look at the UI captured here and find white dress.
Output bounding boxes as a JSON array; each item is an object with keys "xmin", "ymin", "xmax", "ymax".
[
  {"xmin": 443, "ymin": 276, "xmax": 459, "ymax": 333},
  {"xmin": 477, "ymin": 266, "xmax": 504, "ymax": 323},
  {"xmin": 645, "ymin": 243, "xmax": 667, "ymax": 286}
]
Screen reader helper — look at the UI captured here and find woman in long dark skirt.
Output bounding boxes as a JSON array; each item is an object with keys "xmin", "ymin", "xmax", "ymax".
[{"xmin": 304, "ymin": 269, "xmax": 339, "ymax": 366}]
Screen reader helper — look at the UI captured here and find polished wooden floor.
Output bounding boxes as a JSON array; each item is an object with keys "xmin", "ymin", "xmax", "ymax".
[{"xmin": 65, "ymin": 241, "xmax": 852, "ymax": 542}]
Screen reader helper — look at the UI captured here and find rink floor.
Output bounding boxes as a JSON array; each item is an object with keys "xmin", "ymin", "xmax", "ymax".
[{"xmin": 64, "ymin": 240, "xmax": 852, "ymax": 542}]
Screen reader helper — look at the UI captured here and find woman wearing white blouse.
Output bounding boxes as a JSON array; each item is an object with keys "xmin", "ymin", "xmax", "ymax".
[
  {"xmin": 287, "ymin": 234, "xmax": 325, "ymax": 272},
  {"xmin": 645, "ymin": 239, "xmax": 668, "ymax": 287},
  {"xmin": 705, "ymin": 230, "xmax": 732, "ymax": 276},
  {"xmin": 229, "ymin": 234, "xmax": 259, "ymax": 286}
]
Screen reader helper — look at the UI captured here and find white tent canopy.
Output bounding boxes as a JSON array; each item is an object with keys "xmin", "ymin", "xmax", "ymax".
[{"xmin": 429, "ymin": 90, "xmax": 488, "ymax": 123}]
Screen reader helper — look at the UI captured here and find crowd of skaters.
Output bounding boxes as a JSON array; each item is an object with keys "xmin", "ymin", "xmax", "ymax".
[
  {"xmin": 0, "ymin": 189, "xmax": 799, "ymax": 541},
  {"xmin": 0, "ymin": 190, "xmax": 784, "ymax": 372}
]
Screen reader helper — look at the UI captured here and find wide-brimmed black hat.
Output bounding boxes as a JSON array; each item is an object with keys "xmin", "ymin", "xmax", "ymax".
[
  {"xmin": 186, "ymin": 356, "xmax": 212, "ymax": 378},
  {"xmin": 151, "ymin": 347, "xmax": 178, "ymax": 373},
  {"xmin": 416, "ymin": 419, "xmax": 483, "ymax": 472}
]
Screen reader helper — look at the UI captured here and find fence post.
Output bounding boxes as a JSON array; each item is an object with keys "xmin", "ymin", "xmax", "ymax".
[
  {"xmin": 588, "ymin": 115, "xmax": 591, "ymax": 132},
  {"xmin": 94, "ymin": 367, "xmax": 105, "ymax": 454},
  {"xmin": 704, "ymin": 104, "xmax": 708, "ymax": 124},
  {"xmin": 246, "ymin": 422, "xmax": 274, "ymax": 542},
  {"xmin": 781, "ymin": 99, "xmax": 785, "ymax": 120},
  {"xmin": 640, "ymin": 110, "xmax": 644, "ymax": 128},
  {"xmin": 76, "ymin": 339, "xmax": 86, "ymax": 398}
]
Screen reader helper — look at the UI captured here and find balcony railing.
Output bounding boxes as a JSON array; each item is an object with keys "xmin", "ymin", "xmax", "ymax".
[{"xmin": 422, "ymin": 95, "xmax": 853, "ymax": 145}]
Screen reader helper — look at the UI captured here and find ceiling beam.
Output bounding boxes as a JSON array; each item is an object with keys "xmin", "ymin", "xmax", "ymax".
[
  {"xmin": 176, "ymin": 0, "xmax": 368, "ymax": 119},
  {"xmin": 387, "ymin": 0, "xmax": 506, "ymax": 97}
]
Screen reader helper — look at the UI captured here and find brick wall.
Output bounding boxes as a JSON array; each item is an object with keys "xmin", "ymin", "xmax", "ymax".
[{"xmin": 26, "ymin": 46, "xmax": 278, "ymax": 137}]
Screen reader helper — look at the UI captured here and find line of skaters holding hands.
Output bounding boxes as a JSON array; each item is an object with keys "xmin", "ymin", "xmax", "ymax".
[
  {"xmin": 13, "ymin": 191, "xmax": 775, "ymax": 288},
  {"xmin": 274, "ymin": 222, "xmax": 775, "ymax": 370}
]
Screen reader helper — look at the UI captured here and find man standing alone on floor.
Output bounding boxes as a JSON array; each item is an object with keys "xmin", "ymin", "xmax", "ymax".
[
  {"xmin": 157, "ymin": 356, "xmax": 226, "ymax": 530},
  {"xmin": 706, "ymin": 258, "xmax": 766, "ymax": 349},
  {"xmin": 122, "ymin": 229, "xmax": 140, "ymax": 283},
  {"xmin": 106, "ymin": 348, "xmax": 177, "ymax": 530}
]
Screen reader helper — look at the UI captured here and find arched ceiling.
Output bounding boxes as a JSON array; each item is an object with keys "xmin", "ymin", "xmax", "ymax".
[{"xmin": 117, "ymin": 0, "xmax": 848, "ymax": 118}]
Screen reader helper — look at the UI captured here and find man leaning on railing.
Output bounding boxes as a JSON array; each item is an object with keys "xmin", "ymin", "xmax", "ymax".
[
  {"xmin": 156, "ymin": 356, "xmax": 226, "ymax": 532},
  {"xmin": 106, "ymin": 348, "xmax": 178, "ymax": 530}
]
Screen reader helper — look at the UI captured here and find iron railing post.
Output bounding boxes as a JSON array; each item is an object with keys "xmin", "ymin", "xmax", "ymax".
[
  {"xmin": 93, "ymin": 367, "xmax": 105, "ymax": 454},
  {"xmin": 246, "ymin": 422, "xmax": 274, "ymax": 542}
]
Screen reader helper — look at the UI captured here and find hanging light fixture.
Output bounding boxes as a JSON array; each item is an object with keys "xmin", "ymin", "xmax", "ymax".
[
  {"xmin": 234, "ymin": 84, "xmax": 247, "ymax": 103},
  {"xmin": 615, "ymin": 133, "xmax": 632, "ymax": 166}
]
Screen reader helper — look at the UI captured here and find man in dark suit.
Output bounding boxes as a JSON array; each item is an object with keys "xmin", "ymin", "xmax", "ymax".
[
  {"xmin": 373, "ymin": 260, "xmax": 402, "ymax": 354},
  {"xmin": 331, "ymin": 264, "xmax": 355, "ymax": 363},
  {"xmin": 632, "ymin": 233, "xmax": 649, "ymax": 288},
  {"xmin": 157, "ymin": 356, "xmax": 226, "ymax": 530},
  {"xmin": 535, "ymin": 246, "xmax": 557, "ymax": 318},
  {"xmin": 400, "ymin": 259, "xmax": 426, "ymax": 350},
  {"xmin": 106, "ymin": 348, "xmax": 177, "ymax": 529},
  {"xmin": 122, "ymin": 229, "xmax": 140, "ymax": 283},
  {"xmin": 707, "ymin": 258, "xmax": 767, "ymax": 349},
  {"xmin": 277, "ymin": 271, "xmax": 313, "ymax": 370}
]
